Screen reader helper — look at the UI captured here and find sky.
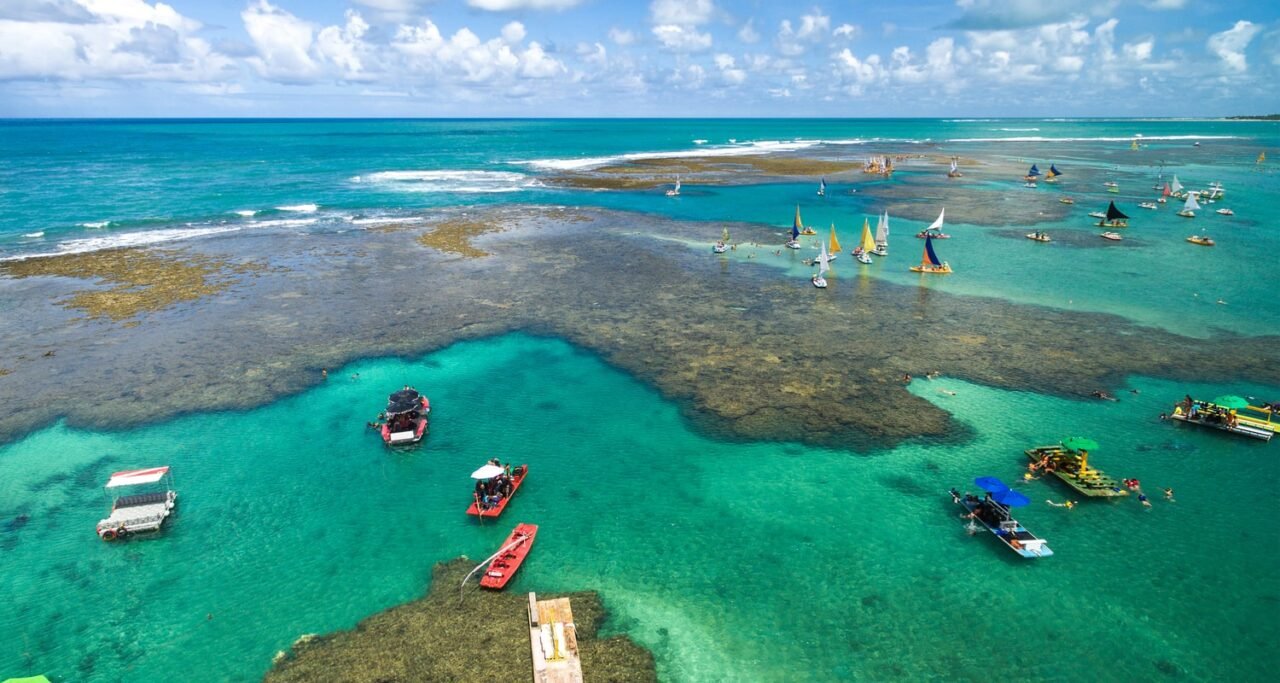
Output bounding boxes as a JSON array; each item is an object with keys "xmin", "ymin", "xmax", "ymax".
[{"xmin": 1, "ymin": 0, "xmax": 1278, "ymax": 117}]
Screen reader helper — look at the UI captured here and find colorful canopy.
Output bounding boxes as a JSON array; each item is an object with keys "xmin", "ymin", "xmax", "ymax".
[
  {"xmin": 1062, "ymin": 437, "xmax": 1099, "ymax": 453},
  {"xmin": 974, "ymin": 476, "xmax": 1009, "ymax": 493},
  {"xmin": 1212, "ymin": 395, "xmax": 1249, "ymax": 409},
  {"xmin": 992, "ymin": 489, "xmax": 1031, "ymax": 507},
  {"xmin": 106, "ymin": 466, "xmax": 169, "ymax": 488}
]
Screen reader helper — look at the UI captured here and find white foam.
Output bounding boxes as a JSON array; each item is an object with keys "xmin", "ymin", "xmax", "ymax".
[
  {"xmin": 277, "ymin": 203, "xmax": 318, "ymax": 212},
  {"xmin": 518, "ymin": 140, "xmax": 821, "ymax": 171},
  {"xmin": 233, "ymin": 209, "xmax": 259, "ymax": 217},
  {"xmin": 2, "ymin": 226, "xmax": 242, "ymax": 262},
  {"xmin": 997, "ymin": 128, "xmax": 1040, "ymax": 132},
  {"xmin": 693, "ymin": 139, "xmax": 708, "ymax": 144},
  {"xmin": 349, "ymin": 216, "xmax": 425, "ymax": 226},
  {"xmin": 351, "ymin": 170, "xmax": 537, "ymax": 193},
  {"xmin": 81, "ymin": 221, "xmax": 111, "ymax": 229},
  {"xmin": 946, "ymin": 135, "xmax": 1242, "ymax": 143},
  {"xmin": 23, "ymin": 231, "xmax": 45, "ymax": 238},
  {"xmin": 247, "ymin": 218, "xmax": 320, "ymax": 229}
]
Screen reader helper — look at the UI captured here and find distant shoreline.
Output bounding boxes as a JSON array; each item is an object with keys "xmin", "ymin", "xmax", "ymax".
[{"xmin": 1226, "ymin": 114, "xmax": 1280, "ymax": 121}]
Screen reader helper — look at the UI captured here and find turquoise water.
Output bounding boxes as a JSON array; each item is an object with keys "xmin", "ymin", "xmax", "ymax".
[
  {"xmin": 2, "ymin": 119, "xmax": 1278, "ymax": 336},
  {"xmin": 1, "ymin": 334, "xmax": 1277, "ymax": 681}
]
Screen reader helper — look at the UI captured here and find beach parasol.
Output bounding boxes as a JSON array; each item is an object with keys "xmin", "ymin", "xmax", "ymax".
[
  {"xmin": 974, "ymin": 476, "xmax": 1009, "ymax": 493},
  {"xmin": 992, "ymin": 489, "xmax": 1031, "ymax": 507},
  {"xmin": 470, "ymin": 464, "xmax": 505, "ymax": 480},
  {"xmin": 1061, "ymin": 437, "xmax": 1099, "ymax": 453},
  {"xmin": 1212, "ymin": 395, "xmax": 1248, "ymax": 410}
]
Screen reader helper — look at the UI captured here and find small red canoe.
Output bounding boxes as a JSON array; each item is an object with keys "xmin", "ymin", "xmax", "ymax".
[
  {"xmin": 466, "ymin": 464, "xmax": 528, "ymax": 518},
  {"xmin": 480, "ymin": 523, "xmax": 538, "ymax": 590}
]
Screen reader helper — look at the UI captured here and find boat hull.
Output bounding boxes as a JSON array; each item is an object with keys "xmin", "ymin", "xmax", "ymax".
[
  {"xmin": 480, "ymin": 523, "xmax": 538, "ymax": 590},
  {"xmin": 953, "ymin": 494, "xmax": 1052, "ymax": 558},
  {"xmin": 910, "ymin": 264, "xmax": 952, "ymax": 274},
  {"xmin": 467, "ymin": 465, "xmax": 530, "ymax": 517}
]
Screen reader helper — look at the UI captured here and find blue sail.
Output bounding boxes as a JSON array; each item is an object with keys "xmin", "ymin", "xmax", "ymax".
[
  {"xmin": 1028, "ymin": 164, "xmax": 1041, "ymax": 176},
  {"xmin": 791, "ymin": 223, "xmax": 800, "ymax": 240},
  {"xmin": 923, "ymin": 235, "xmax": 943, "ymax": 266},
  {"xmin": 1049, "ymin": 164, "xmax": 1061, "ymax": 176}
]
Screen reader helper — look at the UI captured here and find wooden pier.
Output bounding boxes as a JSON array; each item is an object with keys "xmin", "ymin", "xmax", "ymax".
[{"xmin": 528, "ymin": 593, "xmax": 583, "ymax": 683}]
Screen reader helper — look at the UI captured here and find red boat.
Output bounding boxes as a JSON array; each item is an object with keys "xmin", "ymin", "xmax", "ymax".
[
  {"xmin": 466, "ymin": 464, "xmax": 528, "ymax": 517},
  {"xmin": 480, "ymin": 523, "xmax": 538, "ymax": 590},
  {"xmin": 379, "ymin": 387, "xmax": 430, "ymax": 446}
]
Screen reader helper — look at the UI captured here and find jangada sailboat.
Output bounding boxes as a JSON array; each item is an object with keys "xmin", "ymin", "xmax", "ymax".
[
  {"xmin": 873, "ymin": 211, "xmax": 889, "ymax": 256},
  {"xmin": 910, "ymin": 232, "xmax": 952, "ymax": 274},
  {"xmin": 826, "ymin": 223, "xmax": 841, "ymax": 261},
  {"xmin": 854, "ymin": 218, "xmax": 875, "ymax": 264},
  {"xmin": 1159, "ymin": 182, "xmax": 1171, "ymax": 203},
  {"xmin": 1169, "ymin": 175, "xmax": 1186, "ymax": 199},
  {"xmin": 665, "ymin": 176, "xmax": 681, "ymax": 197},
  {"xmin": 817, "ymin": 177, "xmax": 827, "ymax": 196},
  {"xmin": 786, "ymin": 219, "xmax": 801, "ymax": 249},
  {"xmin": 1177, "ymin": 192, "xmax": 1200, "ymax": 218},
  {"xmin": 1044, "ymin": 164, "xmax": 1062, "ymax": 183},
  {"xmin": 916, "ymin": 207, "xmax": 951, "ymax": 239},
  {"xmin": 948, "ymin": 158, "xmax": 963, "ymax": 178},
  {"xmin": 1097, "ymin": 201, "xmax": 1129, "ymax": 228},
  {"xmin": 1024, "ymin": 163, "xmax": 1041, "ymax": 182},
  {"xmin": 796, "ymin": 204, "xmax": 816, "ymax": 235},
  {"xmin": 714, "ymin": 226, "xmax": 729, "ymax": 253},
  {"xmin": 812, "ymin": 240, "xmax": 830, "ymax": 288}
]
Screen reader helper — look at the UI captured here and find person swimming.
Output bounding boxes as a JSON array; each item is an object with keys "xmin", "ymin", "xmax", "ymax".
[
  {"xmin": 1163, "ymin": 487, "xmax": 1174, "ymax": 501},
  {"xmin": 1046, "ymin": 500, "xmax": 1076, "ymax": 509},
  {"xmin": 1138, "ymin": 493, "xmax": 1151, "ymax": 507}
]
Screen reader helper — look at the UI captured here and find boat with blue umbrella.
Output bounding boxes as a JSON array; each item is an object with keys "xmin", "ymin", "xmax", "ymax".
[{"xmin": 949, "ymin": 477, "xmax": 1053, "ymax": 558}]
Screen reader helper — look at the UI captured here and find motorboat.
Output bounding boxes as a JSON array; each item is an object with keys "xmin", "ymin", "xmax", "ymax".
[
  {"xmin": 1100, "ymin": 232, "xmax": 1122, "ymax": 241},
  {"xmin": 95, "ymin": 467, "xmax": 177, "ymax": 541},
  {"xmin": 480, "ymin": 523, "xmax": 539, "ymax": 590},
  {"xmin": 1186, "ymin": 235, "xmax": 1215, "ymax": 246},
  {"xmin": 1139, "ymin": 202, "xmax": 1158, "ymax": 210},
  {"xmin": 1025, "ymin": 232, "xmax": 1051, "ymax": 242},
  {"xmin": 950, "ymin": 478, "xmax": 1052, "ymax": 558},
  {"xmin": 379, "ymin": 387, "xmax": 430, "ymax": 446},
  {"xmin": 1216, "ymin": 208, "xmax": 1234, "ymax": 216},
  {"xmin": 467, "ymin": 463, "xmax": 529, "ymax": 518}
]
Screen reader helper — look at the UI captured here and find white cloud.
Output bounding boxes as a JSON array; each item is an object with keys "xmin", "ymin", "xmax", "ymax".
[
  {"xmin": 834, "ymin": 24, "xmax": 858, "ymax": 39},
  {"xmin": 650, "ymin": 0, "xmax": 715, "ymax": 26},
  {"xmin": 242, "ymin": 0, "xmax": 320, "ymax": 82},
  {"xmin": 777, "ymin": 10, "xmax": 830, "ymax": 56},
  {"xmin": 713, "ymin": 52, "xmax": 745, "ymax": 84},
  {"xmin": 608, "ymin": 27, "xmax": 634, "ymax": 45},
  {"xmin": 393, "ymin": 18, "xmax": 566, "ymax": 83},
  {"xmin": 652, "ymin": 24, "xmax": 711, "ymax": 52},
  {"xmin": 737, "ymin": 19, "xmax": 759, "ymax": 44},
  {"xmin": 501, "ymin": 21, "xmax": 526, "ymax": 43},
  {"xmin": 315, "ymin": 10, "xmax": 374, "ymax": 81},
  {"xmin": 468, "ymin": 0, "xmax": 585, "ymax": 10},
  {"xmin": 1143, "ymin": 0, "xmax": 1186, "ymax": 9},
  {"xmin": 1207, "ymin": 20, "xmax": 1259, "ymax": 73}
]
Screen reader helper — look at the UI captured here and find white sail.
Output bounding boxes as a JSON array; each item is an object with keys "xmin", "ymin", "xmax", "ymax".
[
  {"xmin": 818, "ymin": 241, "xmax": 830, "ymax": 275},
  {"xmin": 950, "ymin": 159, "xmax": 958, "ymax": 173},
  {"xmin": 674, "ymin": 177, "xmax": 681, "ymax": 192},
  {"xmin": 1184, "ymin": 193, "xmax": 1201, "ymax": 211},
  {"xmin": 1170, "ymin": 175, "xmax": 1184, "ymax": 194},
  {"xmin": 875, "ymin": 212, "xmax": 889, "ymax": 246},
  {"xmin": 927, "ymin": 208, "xmax": 945, "ymax": 232}
]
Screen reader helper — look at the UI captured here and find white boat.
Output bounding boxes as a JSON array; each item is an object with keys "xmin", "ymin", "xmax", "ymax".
[
  {"xmin": 1103, "ymin": 181, "xmax": 1118, "ymax": 188},
  {"xmin": 1203, "ymin": 181, "xmax": 1225, "ymax": 200},
  {"xmin": 96, "ymin": 467, "xmax": 177, "ymax": 541},
  {"xmin": 665, "ymin": 176, "xmax": 681, "ymax": 197},
  {"xmin": 817, "ymin": 177, "xmax": 826, "ymax": 196},
  {"xmin": 873, "ymin": 211, "xmax": 889, "ymax": 256},
  {"xmin": 1088, "ymin": 211, "xmax": 1107, "ymax": 219},
  {"xmin": 1177, "ymin": 192, "xmax": 1200, "ymax": 218},
  {"xmin": 713, "ymin": 226, "xmax": 729, "ymax": 253},
  {"xmin": 1101, "ymin": 232, "xmax": 1122, "ymax": 241},
  {"xmin": 1216, "ymin": 208, "xmax": 1234, "ymax": 216},
  {"xmin": 812, "ymin": 240, "xmax": 830, "ymax": 288},
  {"xmin": 1139, "ymin": 202, "xmax": 1158, "ymax": 210},
  {"xmin": 947, "ymin": 158, "xmax": 963, "ymax": 178}
]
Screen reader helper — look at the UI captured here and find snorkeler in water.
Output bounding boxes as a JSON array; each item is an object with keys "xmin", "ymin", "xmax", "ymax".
[{"xmin": 1046, "ymin": 500, "xmax": 1076, "ymax": 509}]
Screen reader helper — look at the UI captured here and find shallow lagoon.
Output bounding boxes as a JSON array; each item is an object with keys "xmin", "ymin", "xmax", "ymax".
[{"xmin": 2, "ymin": 334, "xmax": 1276, "ymax": 681}]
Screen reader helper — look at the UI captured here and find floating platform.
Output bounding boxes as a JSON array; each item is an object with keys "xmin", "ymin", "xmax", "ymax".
[
  {"xmin": 1025, "ymin": 446, "xmax": 1128, "ymax": 497},
  {"xmin": 1171, "ymin": 407, "xmax": 1272, "ymax": 441},
  {"xmin": 528, "ymin": 593, "xmax": 584, "ymax": 683}
]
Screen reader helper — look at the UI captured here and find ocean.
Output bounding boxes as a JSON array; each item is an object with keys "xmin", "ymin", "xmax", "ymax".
[{"xmin": 1, "ymin": 119, "xmax": 1278, "ymax": 681}]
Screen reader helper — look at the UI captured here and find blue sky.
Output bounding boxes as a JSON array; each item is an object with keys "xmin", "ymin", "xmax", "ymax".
[{"xmin": 1, "ymin": 0, "xmax": 1278, "ymax": 117}]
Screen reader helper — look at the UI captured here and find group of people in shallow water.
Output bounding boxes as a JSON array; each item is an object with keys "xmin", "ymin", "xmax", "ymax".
[{"xmin": 474, "ymin": 458, "xmax": 520, "ymax": 510}]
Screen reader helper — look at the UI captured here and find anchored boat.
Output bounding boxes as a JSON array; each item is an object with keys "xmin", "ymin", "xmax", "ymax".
[
  {"xmin": 796, "ymin": 205, "xmax": 816, "ymax": 235},
  {"xmin": 910, "ymin": 231, "xmax": 952, "ymax": 274},
  {"xmin": 96, "ymin": 466, "xmax": 177, "ymax": 541},
  {"xmin": 468, "ymin": 463, "xmax": 530, "ymax": 517},
  {"xmin": 1177, "ymin": 192, "xmax": 1200, "ymax": 218},
  {"xmin": 812, "ymin": 240, "xmax": 830, "ymax": 288},
  {"xmin": 951, "ymin": 477, "xmax": 1052, "ymax": 558},
  {"xmin": 854, "ymin": 218, "xmax": 875, "ymax": 264},
  {"xmin": 480, "ymin": 523, "xmax": 539, "ymax": 590},
  {"xmin": 947, "ymin": 157, "xmax": 963, "ymax": 178},
  {"xmin": 1026, "ymin": 231, "xmax": 1051, "ymax": 242},
  {"xmin": 665, "ymin": 176, "xmax": 681, "ymax": 197},
  {"xmin": 1097, "ymin": 201, "xmax": 1129, "ymax": 228},
  {"xmin": 1025, "ymin": 438, "xmax": 1128, "ymax": 498},
  {"xmin": 873, "ymin": 211, "xmax": 889, "ymax": 256},
  {"xmin": 714, "ymin": 226, "xmax": 729, "ymax": 253},
  {"xmin": 1170, "ymin": 396, "xmax": 1275, "ymax": 441},
  {"xmin": 379, "ymin": 387, "xmax": 430, "ymax": 446}
]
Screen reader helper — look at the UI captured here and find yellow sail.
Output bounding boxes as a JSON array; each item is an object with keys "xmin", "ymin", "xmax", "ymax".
[
  {"xmin": 1258, "ymin": 151, "xmax": 1267, "ymax": 165},
  {"xmin": 859, "ymin": 218, "xmax": 876, "ymax": 253},
  {"xmin": 1130, "ymin": 139, "xmax": 1139, "ymax": 150},
  {"xmin": 829, "ymin": 223, "xmax": 842, "ymax": 253}
]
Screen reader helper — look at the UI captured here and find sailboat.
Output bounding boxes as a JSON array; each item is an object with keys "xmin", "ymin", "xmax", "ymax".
[
  {"xmin": 948, "ymin": 158, "xmax": 963, "ymax": 178},
  {"xmin": 826, "ymin": 223, "xmax": 842, "ymax": 261},
  {"xmin": 1159, "ymin": 182, "xmax": 1171, "ymax": 203},
  {"xmin": 786, "ymin": 215, "xmax": 801, "ymax": 249},
  {"xmin": 1169, "ymin": 175, "xmax": 1186, "ymax": 199},
  {"xmin": 1258, "ymin": 151, "xmax": 1266, "ymax": 166},
  {"xmin": 916, "ymin": 207, "xmax": 951, "ymax": 239},
  {"xmin": 812, "ymin": 241, "xmax": 830, "ymax": 288},
  {"xmin": 1023, "ymin": 163, "xmax": 1040, "ymax": 187},
  {"xmin": 817, "ymin": 178, "xmax": 827, "ymax": 196},
  {"xmin": 665, "ymin": 176, "xmax": 681, "ymax": 197},
  {"xmin": 1177, "ymin": 192, "xmax": 1200, "ymax": 218},
  {"xmin": 1044, "ymin": 164, "xmax": 1062, "ymax": 183},
  {"xmin": 909, "ymin": 230, "xmax": 952, "ymax": 274},
  {"xmin": 854, "ymin": 218, "xmax": 875, "ymax": 264},
  {"xmin": 873, "ymin": 211, "xmax": 889, "ymax": 256},
  {"xmin": 1131, "ymin": 138, "xmax": 1140, "ymax": 151},
  {"xmin": 714, "ymin": 226, "xmax": 729, "ymax": 253},
  {"xmin": 1097, "ymin": 201, "xmax": 1129, "ymax": 228},
  {"xmin": 796, "ymin": 205, "xmax": 816, "ymax": 235}
]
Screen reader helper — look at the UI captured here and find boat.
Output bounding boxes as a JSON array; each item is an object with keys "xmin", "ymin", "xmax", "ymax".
[
  {"xmin": 1023, "ymin": 181, "xmax": 1038, "ymax": 188},
  {"xmin": 1023, "ymin": 163, "xmax": 1041, "ymax": 182},
  {"xmin": 467, "ymin": 463, "xmax": 530, "ymax": 518},
  {"xmin": 95, "ymin": 466, "xmax": 177, "ymax": 541},
  {"xmin": 795, "ymin": 205, "xmax": 816, "ymax": 235},
  {"xmin": 910, "ymin": 222, "xmax": 952, "ymax": 274},
  {"xmin": 1044, "ymin": 164, "xmax": 1062, "ymax": 183},
  {"xmin": 1100, "ymin": 231, "xmax": 1123, "ymax": 241},
  {"xmin": 854, "ymin": 218, "xmax": 876, "ymax": 264},
  {"xmin": 826, "ymin": 223, "xmax": 841, "ymax": 260},
  {"xmin": 812, "ymin": 240, "xmax": 830, "ymax": 288},
  {"xmin": 1186, "ymin": 235, "xmax": 1214, "ymax": 246},
  {"xmin": 872, "ymin": 211, "xmax": 889, "ymax": 256},
  {"xmin": 817, "ymin": 177, "xmax": 826, "ymax": 196},
  {"xmin": 1103, "ymin": 181, "xmax": 1118, "ymax": 188},
  {"xmin": 1107, "ymin": 184, "xmax": 1119, "ymax": 194},
  {"xmin": 949, "ymin": 478, "xmax": 1052, "ymax": 558},
  {"xmin": 1203, "ymin": 181, "xmax": 1225, "ymax": 200},
  {"xmin": 1025, "ymin": 439, "xmax": 1128, "ymax": 498},
  {"xmin": 1139, "ymin": 202, "xmax": 1158, "ymax": 210},
  {"xmin": 1096, "ymin": 201, "xmax": 1129, "ymax": 228},
  {"xmin": 1088, "ymin": 211, "xmax": 1107, "ymax": 219},
  {"xmin": 480, "ymin": 523, "xmax": 539, "ymax": 589},
  {"xmin": 713, "ymin": 226, "xmax": 729, "ymax": 253},
  {"xmin": 1170, "ymin": 398, "xmax": 1273, "ymax": 441},
  {"xmin": 947, "ymin": 157, "xmax": 963, "ymax": 178},
  {"xmin": 1177, "ymin": 192, "xmax": 1200, "ymax": 218},
  {"xmin": 665, "ymin": 176, "xmax": 681, "ymax": 197},
  {"xmin": 1025, "ymin": 231, "xmax": 1051, "ymax": 242},
  {"xmin": 1159, "ymin": 182, "xmax": 1170, "ymax": 203},
  {"xmin": 1059, "ymin": 197, "xmax": 1075, "ymax": 205},
  {"xmin": 1216, "ymin": 208, "xmax": 1234, "ymax": 216},
  {"xmin": 379, "ymin": 387, "xmax": 430, "ymax": 446},
  {"xmin": 1259, "ymin": 151, "xmax": 1267, "ymax": 165},
  {"xmin": 1130, "ymin": 138, "xmax": 1140, "ymax": 151},
  {"xmin": 1169, "ymin": 175, "xmax": 1186, "ymax": 199}
]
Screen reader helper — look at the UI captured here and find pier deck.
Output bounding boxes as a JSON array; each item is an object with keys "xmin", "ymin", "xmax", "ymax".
[{"xmin": 528, "ymin": 593, "xmax": 583, "ymax": 683}]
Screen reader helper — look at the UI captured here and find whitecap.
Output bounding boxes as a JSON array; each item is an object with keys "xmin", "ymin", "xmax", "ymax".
[
  {"xmin": 23, "ymin": 231, "xmax": 45, "ymax": 238},
  {"xmin": 276, "ymin": 203, "xmax": 318, "ymax": 212},
  {"xmin": 517, "ymin": 140, "xmax": 821, "ymax": 171},
  {"xmin": 352, "ymin": 170, "xmax": 537, "ymax": 193},
  {"xmin": 2, "ymin": 226, "xmax": 242, "ymax": 262},
  {"xmin": 350, "ymin": 216, "xmax": 426, "ymax": 226},
  {"xmin": 81, "ymin": 221, "xmax": 111, "ymax": 229},
  {"xmin": 233, "ymin": 209, "xmax": 259, "ymax": 217}
]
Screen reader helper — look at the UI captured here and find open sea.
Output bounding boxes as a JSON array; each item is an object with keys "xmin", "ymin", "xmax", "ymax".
[{"xmin": 1, "ymin": 119, "xmax": 1278, "ymax": 681}]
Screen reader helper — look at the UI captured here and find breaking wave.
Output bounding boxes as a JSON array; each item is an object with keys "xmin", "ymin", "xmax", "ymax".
[
  {"xmin": 518, "ymin": 140, "xmax": 823, "ymax": 171},
  {"xmin": 276, "ymin": 203, "xmax": 318, "ymax": 212},
  {"xmin": 351, "ymin": 170, "xmax": 538, "ymax": 193}
]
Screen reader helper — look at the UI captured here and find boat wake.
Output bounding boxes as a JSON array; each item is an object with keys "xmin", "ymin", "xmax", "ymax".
[{"xmin": 351, "ymin": 170, "xmax": 538, "ymax": 193}]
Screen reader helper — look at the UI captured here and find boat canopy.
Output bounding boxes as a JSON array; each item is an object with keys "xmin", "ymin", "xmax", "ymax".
[
  {"xmin": 106, "ymin": 466, "xmax": 170, "ymax": 488},
  {"xmin": 471, "ymin": 464, "xmax": 505, "ymax": 480},
  {"xmin": 1105, "ymin": 201, "xmax": 1129, "ymax": 221},
  {"xmin": 386, "ymin": 388, "xmax": 423, "ymax": 415},
  {"xmin": 974, "ymin": 476, "xmax": 1009, "ymax": 493},
  {"xmin": 992, "ymin": 489, "xmax": 1030, "ymax": 507}
]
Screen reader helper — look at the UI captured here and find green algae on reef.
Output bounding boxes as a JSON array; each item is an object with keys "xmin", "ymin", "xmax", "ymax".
[{"xmin": 264, "ymin": 558, "xmax": 656, "ymax": 683}]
